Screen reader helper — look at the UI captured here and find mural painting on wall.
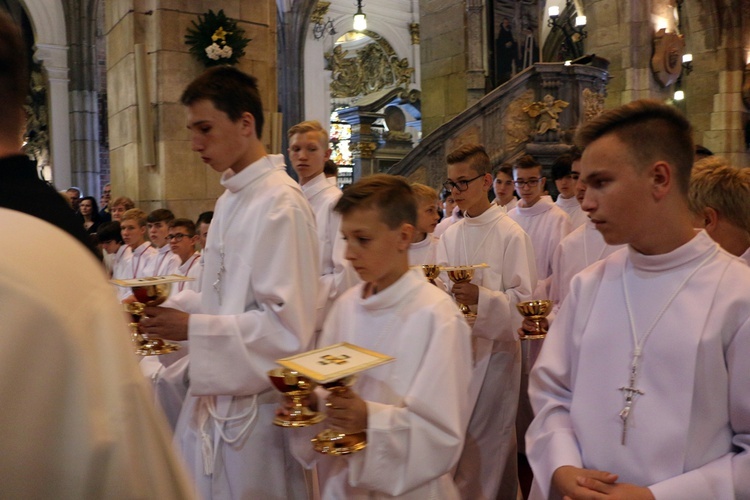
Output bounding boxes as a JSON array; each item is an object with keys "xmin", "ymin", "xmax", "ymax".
[
  {"xmin": 490, "ymin": 0, "xmax": 540, "ymax": 87},
  {"xmin": 325, "ymin": 31, "xmax": 414, "ymax": 98}
]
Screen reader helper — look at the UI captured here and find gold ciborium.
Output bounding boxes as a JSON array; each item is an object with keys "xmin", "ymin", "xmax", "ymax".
[
  {"xmin": 421, "ymin": 265, "xmax": 441, "ymax": 286},
  {"xmin": 311, "ymin": 375, "xmax": 367, "ymax": 455},
  {"xmin": 126, "ymin": 282, "xmax": 181, "ymax": 356},
  {"xmin": 268, "ymin": 368, "xmax": 325, "ymax": 427},
  {"xmin": 516, "ymin": 299, "xmax": 554, "ymax": 340},
  {"xmin": 446, "ymin": 266, "xmax": 476, "ymax": 317}
]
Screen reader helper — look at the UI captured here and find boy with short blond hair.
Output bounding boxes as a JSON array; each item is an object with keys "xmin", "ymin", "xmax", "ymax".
[
  {"xmin": 292, "ymin": 174, "xmax": 473, "ymax": 498},
  {"xmin": 437, "ymin": 143, "xmax": 536, "ymax": 500},
  {"xmin": 120, "ymin": 208, "xmax": 157, "ymax": 279},
  {"xmin": 111, "ymin": 196, "xmax": 135, "ymax": 222},
  {"xmin": 288, "ymin": 119, "xmax": 358, "ymax": 330},
  {"xmin": 688, "ymin": 159, "xmax": 750, "ymax": 264},
  {"xmin": 408, "ymin": 183, "xmax": 441, "ymax": 265}
]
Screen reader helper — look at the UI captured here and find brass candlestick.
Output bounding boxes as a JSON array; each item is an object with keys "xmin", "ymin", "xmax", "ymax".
[{"xmin": 516, "ymin": 300, "xmax": 553, "ymax": 340}]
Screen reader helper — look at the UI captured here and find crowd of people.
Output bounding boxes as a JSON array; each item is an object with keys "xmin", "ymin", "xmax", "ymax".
[{"xmin": 3, "ymin": 9, "xmax": 750, "ymax": 499}]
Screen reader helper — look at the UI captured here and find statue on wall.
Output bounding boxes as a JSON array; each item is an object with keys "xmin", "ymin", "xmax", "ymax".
[{"xmin": 523, "ymin": 94, "xmax": 569, "ymax": 135}]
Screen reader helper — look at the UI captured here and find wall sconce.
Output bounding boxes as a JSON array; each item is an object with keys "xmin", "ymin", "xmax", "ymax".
[
  {"xmin": 652, "ymin": 28, "xmax": 685, "ymax": 87},
  {"xmin": 313, "ymin": 18, "xmax": 336, "ymax": 40},
  {"xmin": 682, "ymin": 52, "xmax": 693, "ymax": 75},
  {"xmin": 547, "ymin": 0, "xmax": 587, "ymax": 58},
  {"xmin": 353, "ymin": 0, "xmax": 367, "ymax": 32}
]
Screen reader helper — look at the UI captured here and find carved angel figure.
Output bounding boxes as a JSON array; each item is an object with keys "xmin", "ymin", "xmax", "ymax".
[{"xmin": 523, "ymin": 94, "xmax": 569, "ymax": 134}]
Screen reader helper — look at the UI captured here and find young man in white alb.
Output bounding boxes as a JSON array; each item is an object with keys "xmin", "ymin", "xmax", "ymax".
[
  {"xmin": 288, "ymin": 120, "xmax": 358, "ymax": 332},
  {"xmin": 97, "ymin": 221, "xmax": 133, "ymax": 301},
  {"xmin": 551, "ymin": 152, "xmax": 588, "ymax": 229},
  {"xmin": 147, "ymin": 208, "xmax": 181, "ymax": 276},
  {"xmin": 434, "ymin": 188, "xmax": 463, "ymax": 238},
  {"xmin": 493, "ymin": 162, "xmax": 518, "ymax": 212},
  {"xmin": 527, "ymin": 99, "xmax": 750, "ymax": 500},
  {"xmin": 140, "ymin": 66, "xmax": 320, "ymax": 500},
  {"xmin": 408, "ymin": 183, "xmax": 441, "ymax": 266},
  {"xmin": 688, "ymin": 157, "xmax": 750, "ymax": 266},
  {"xmin": 120, "ymin": 208, "xmax": 158, "ymax": 280},
  {"xmin": 437, "ymin": 144, "xmax": 536, "ymax": 500}
]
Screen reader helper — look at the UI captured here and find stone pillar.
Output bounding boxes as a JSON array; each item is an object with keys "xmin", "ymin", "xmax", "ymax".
[
  {"xmin": 35, "ymin": 43, "xmax": 72, "ymax": 189},
  {"xmin": 105, "ymin": 1, "xmax": 278, "ymax": 219},
  {"xmin": 337, "ymin": 107, "xmax": 380, "ymax": 180},
  {"xmin": 466, "ymin": 0, "xmax": 486, "ymax": 106}
]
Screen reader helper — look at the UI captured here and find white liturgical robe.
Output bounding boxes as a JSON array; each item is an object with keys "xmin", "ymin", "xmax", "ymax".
[
  {"xmin": 110, "ymin": 243, "xmax": 132, "ymax": 301},
  {"xmin": 437, "ymin": 204, "xmax": 536, "ymax": 500},
  {"xmin": 0, "ymin": 209, "xmax": 193, "ymax": 499},
  {"xmin": 301, "ymin": 172, "xmax": 359, "ymax": 330},
  {"xmin": 292, "ymin": 270, "xmax": 473, "ymax": 499},
  {"xmin": 527, "ymin": 231, "xmax": 750, "ymax": 500},
  {"xmin": 408, "ymin": 233, "xmax": 439, "ymax": 265},
  {"xmin": 508, "ymin": 196, "xmax": 572, "ymax": 283},
  {"xmin": 741, "ymin": 247, "xmax": 750, "ymax": 266},
  {"xmin": 131, "ymin": 241, "xmax": 158, "ymax": 278},
  {"xmin": 554, "ymin": 195, "xmax": 588, "ymax": 229},
  {"xmin": 152, "ymin": 244, "xmax": 181, "ymax": 277},
  {"xmin": 166, "ymin": 155, "xmax": 320, "ymax": 499}
]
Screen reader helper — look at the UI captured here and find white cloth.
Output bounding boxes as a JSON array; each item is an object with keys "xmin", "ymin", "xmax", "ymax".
[
  {"xmin": 508, "ymin": 196, "xmax": 572, "ymax": 283},
  {"xmin": 436, "ymin": 204, "xmax": 537, "ymax": 500},
  {"xmin": 0, "ymin": 209, "xmax": 194, "ymax": 499},
  {"xmin": 292, "ymin": 271, "xmax": 473, "ymax": 499},
  {"xmin": 555, "ymin": 195, "xmax": 588, "ymax": 229},
  {"xmin": 110, "ymin": 243, "xmax": 133, "ymax": 301},
  {"xmin": 301, "ymin": 172, "xmax": 359, "ymax": 331},
  {"xmin": 131, "ymin": 241, "xmax": 158, "ymax": 278},
  {"xmin": 153, "ymin": 244, "xmax": 181, "ymax": 277},
  {"xmin": 496, "ymin": 197, "xmax": 518, "ymax": 212},
  {"xmin": 527, "ymin": 231, "xmax": 750, "ymax": 500},
  {"xmin": 740, "ymin": 247, "xmax": 750, "ymax": 266},
  {"xmin": 408, "ymin": 233, "xmax": 439, "ymax": 265},
  {"xmin": 168, "ymin": 154, "xmax": 320, "ymax": 500},
  {"xmin": 434, "ymin": 207, "xmax": 463, "ymax": 239},
  {"xmin": 175, "ymin": 252, "xmax": 203, "ymax": 293}
]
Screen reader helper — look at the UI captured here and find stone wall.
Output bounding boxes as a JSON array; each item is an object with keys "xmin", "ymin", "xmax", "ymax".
[{"xmin": 105, "ymin": 0, "xmax": 277, "ymax": 219}]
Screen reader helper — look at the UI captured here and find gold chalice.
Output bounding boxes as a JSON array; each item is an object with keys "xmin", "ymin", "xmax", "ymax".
[
  {"xmin": 516, "ymin": 300, "xmax": 553, "ymax": 340},
  {"xmin": 421, "ymin": 265, "xmax": 441, "ymax": 286},
  {"xmin": 447, "ymin": 266, "xmax": 476, "ymax": 317},
  {"xmin": 126, "ymin": 281, "xmax": 181, "ymax": 356},
  {"xmin": 268, "ymin": 368, "xmax": 325, "ymax": 427},
  {"xmin": 311, "ymin": 375, "xmax": 367, "ymax": 455}
]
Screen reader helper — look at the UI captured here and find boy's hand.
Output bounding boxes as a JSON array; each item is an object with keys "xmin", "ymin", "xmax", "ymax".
[
  {"xmin": 451, "ymin": 282, "xmax": 479, "ymax": 305},
  {"xmin": 518, "ymin": 317, "xmax": 549, "ymax": 338},
  {"xmin": 140, "ymin": 306, "xmax": 189, "ymax": 341},
  {"xmin": 552, "ymin": 466, "xmax": 654, "ymax": 500},
  {"xmin": 325, "ymin": 387, "xmax": 367, "ymax": 433}
]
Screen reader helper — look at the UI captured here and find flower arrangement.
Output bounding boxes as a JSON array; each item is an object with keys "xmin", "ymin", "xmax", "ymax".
[{"xmin": 185, "ymin": 9, "xmax": 251, "ymax": 67}]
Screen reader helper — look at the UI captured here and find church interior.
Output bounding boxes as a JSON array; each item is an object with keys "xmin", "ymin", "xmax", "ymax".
[{"xmin": 4, "ymin": 0, "xmax": 749, "ymax": 219}]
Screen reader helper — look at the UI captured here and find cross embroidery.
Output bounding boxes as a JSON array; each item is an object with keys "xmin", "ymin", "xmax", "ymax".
[{"xmin": 318, "ymin": 354, "xmax": 350, "ymax": 366}]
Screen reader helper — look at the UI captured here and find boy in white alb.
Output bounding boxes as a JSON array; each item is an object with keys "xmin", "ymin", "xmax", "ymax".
[
  {"xmin": 434, "ymin": 188, "xmax": 462, "ymax": 238},
  {"xmin": 148, "ymin": 208, "xmax": 181, "ymax": 276},
  {"xmin": 169, "ymin": 218, "xmax": 203, "ymax": 292},
  {"xmin": 291, "ymin": 174, "xmax": 473, "ymax": 499},
  {"xmin": 97, "ymin": 221, "xmax": 133, "ymax": 301},
  {"xmin": 688, "ymin": 157, "xmax": 750, "ymax": 266},
  {"xmin": 121, "ymin": 208, "xmax": 158, "ymax": 280},
  {"xmin": 408, "ymin": 183, "xmax": 441, "ymax": 265},
  {"xmin": 288, "ymin": 120, "xmax": 358, "ymax": 331},
  {"xmin": 527, "ymin": 99, "xmax": 750, "ymax": 500},
  {"xmin": 551, "ymin": 152, "xmax": 588, "ymax": 229},
  {"xmin": 140, "ymin": 67, "xmax": 320, "ymax": 500},
  {"xmin": 508, "ymin": 154, "xmax": 572, "ymax": 293},
  {"xmin": 436, "ymin": 144, "xmax": 536, "ymax": 500},
  {"xmin": 493, "ymin": 163, "xmax": 518, "ymax": 212}
]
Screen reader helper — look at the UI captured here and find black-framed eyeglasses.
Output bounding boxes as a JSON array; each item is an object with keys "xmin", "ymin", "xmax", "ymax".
[
  {"xmin": 443, "ymin": 174, "xmax": 485, "ymax": 192},
  {"xmin": 167, "ymin": 233, "xmax": 191, "ymax": 242},
  {"xmin": 513, "ymin": 178, "xmax": 543, "ymax": 188}
]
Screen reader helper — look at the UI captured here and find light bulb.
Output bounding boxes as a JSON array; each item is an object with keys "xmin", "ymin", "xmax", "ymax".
[
  {"xmin": 353, "ymin": 13, "xmax": 367, "ymax": 31},
  {"xmin": 548, "ymin": 6, "xmax": 560, "ymax": 17},
  {"xmin": 674, "ymin": 90, "xmax": 685, "ymax": 101},
  {"xmin": 575, "ymin": 15, "xmax": 587, "ymax": 27}
]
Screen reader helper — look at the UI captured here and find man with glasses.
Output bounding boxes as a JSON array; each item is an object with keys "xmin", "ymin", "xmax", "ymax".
[{"xmin": 437, "ymin": 144, "xmax": 536, "ymax": 500}]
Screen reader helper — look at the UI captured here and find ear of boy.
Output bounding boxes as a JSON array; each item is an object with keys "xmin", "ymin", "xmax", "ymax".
[{"xmin": 397, "ymin": 223, "xmax": 415, "ymax": 252}]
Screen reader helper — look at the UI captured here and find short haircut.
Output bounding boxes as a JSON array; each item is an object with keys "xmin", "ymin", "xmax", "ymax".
[
  {"xmin": 440, "ymin": 188, "xmax": 453, "ymax": 202},
  {"xmin": 287, "ymin": 120, "xmax": 329, "ymax": 146},
  {"xmin": 0, "ymin": 12, "xmax": 28, "ymax": 135},
  {"xmin": 111, "ymin": 196, "xmax": 135, "ymax": 211},
  {"xmin": 97, "ymin": 221, "xmax": 124, "ymax": 243},
  {"xmin": 147, "ymin": 208, "xmax": 175, "ymax": 224},
  {"xmin": 551, "ymin": 154, "xmax": 574, "ymax": 180},
  {"xmin": 197, "ymin": 211, "xmax": 214, "ymax": 225},
  {"xmin": 181, "ymin": 66, "xmax": 264, "ymax": 138},
  {"xmin": 121, "ymin": 208, "xmax": 148, "ymax": 227},
  {"xmin": 446, "ymin": 144, "xmax": 491, "ymax": 176},
  {"xmin": 513, "ymin": 154, "xmax": 541, "ymax": 173},
  {"xmin": 324, "ymin": 159, "xmax": 338, "ymax": 177},
  {"xmin": 492, "ymin": 163, "xmax": 514, "ymax": 179},
  {"xmin": 334, "ymin": 174, "xmax": 417, "ymax": 229},
  {"xmin": 169, "ymin": 218, "xmax": 197, "ymax": 236},
  {"xmin": 410, "ymin": 183, "xmax": 439, "ymax": 205},
  {"xmin": 695, "ymin": 144, "xmax": 714, "ymax": 158},
  {"xmin": 66, "ymin": 187, "xmax": 82, "ymax": 197},
  {"xmin": 688, "ymin": 162, "xmax": 750, "ymax": 233},
  {"xmin": 575, "ymin": 99, "xmax": 694, "ymax": 194}
]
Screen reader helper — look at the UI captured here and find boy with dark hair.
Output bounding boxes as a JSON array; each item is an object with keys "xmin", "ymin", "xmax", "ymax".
[
  {"xmin": 434, "ymin": 188, "xmax": 462, "ymax": 238},
  {"xmin": 140, "ymin": 66, "xmax": 320, "ymax": 499},
  {"xmin": 97, "ymin": 220, "xmax": 133, "ymax": 300},
  {"xmin": 168, "ymin": 218, "xmax": 202, "ymax": 292},
  {"xmin": 288, "ymin": 120, "xmax": 358, "ymax": 330},
  {"xmin": 147, "ymin": 208, "xmax": 180, "ymax": 276},
  {"xmin": 492, "ymin": 163, "xmax": 518, "ymax": 211},
  {"xmin": 292, "ymin": 174, "xmax": 473, "ymax": 498},
  {"xmin": 437, "ymin": 143, "xmax": 536, "ymax": 500},
  {"xmin": 527, "ymin": 99, "xmax": 750, "ymax": 499},
  {"xmin": 551, "ymin": 152, "xmax": 587, "ymax": 229}
]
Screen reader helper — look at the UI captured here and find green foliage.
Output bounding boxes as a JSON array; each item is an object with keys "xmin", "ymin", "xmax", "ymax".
[{"xmin": 184, "ymin": 9, "xmax": 251, "ymax": 67}]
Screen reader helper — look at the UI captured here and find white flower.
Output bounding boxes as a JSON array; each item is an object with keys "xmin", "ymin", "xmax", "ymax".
[
  {"xmin": 205, "ymin": 43, "xmax": 222, "ymax": 60},
  {"xmin": 220, "ymin": 45, "xmax": 233, "ymax": 58}
]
